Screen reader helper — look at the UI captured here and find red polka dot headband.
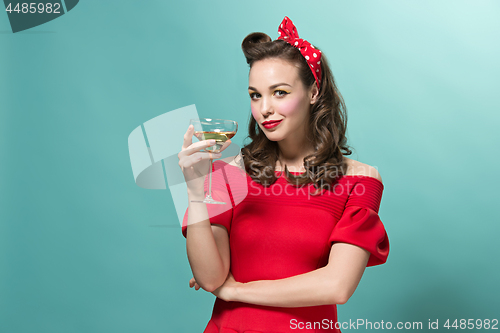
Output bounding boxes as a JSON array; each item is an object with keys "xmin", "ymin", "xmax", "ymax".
[{"xmin": 277, "ymin": 16, "xmax": 322, "ymax": 90}]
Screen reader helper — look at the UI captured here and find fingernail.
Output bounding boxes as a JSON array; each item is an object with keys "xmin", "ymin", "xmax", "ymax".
[{"xmin": 209, "ymin": 140, "xmax": 216, "ymax": 145}]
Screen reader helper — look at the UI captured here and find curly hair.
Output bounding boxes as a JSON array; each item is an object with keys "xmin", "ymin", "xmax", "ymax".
[{"xmin": 240, "ymin": 32, "xmax": 353, "ymax": 195}]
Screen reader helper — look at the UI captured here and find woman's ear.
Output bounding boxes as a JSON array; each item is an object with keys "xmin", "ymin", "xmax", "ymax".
[{"xmin": 309, "ymin": 85, "xmax": 319, "ymax": 104}]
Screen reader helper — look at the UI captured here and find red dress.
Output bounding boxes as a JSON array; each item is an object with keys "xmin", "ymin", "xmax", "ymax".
[{"xmin": 182, "ymin": 160, "xmax": 389, "ymax": 333}]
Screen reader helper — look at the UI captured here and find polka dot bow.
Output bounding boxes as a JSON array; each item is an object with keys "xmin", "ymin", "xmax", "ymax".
[{"xmin": 277, "ymin": 16, "xmax": 322, "ymax": 90}]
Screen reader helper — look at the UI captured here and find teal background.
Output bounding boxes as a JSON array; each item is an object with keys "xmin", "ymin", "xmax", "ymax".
[{"xmin": 1, "ymin": 1, "xmax": 499, "ymax": 332}]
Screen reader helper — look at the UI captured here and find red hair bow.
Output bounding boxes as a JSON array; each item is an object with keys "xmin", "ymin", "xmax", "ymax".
[{"xmin": 277, "ymin": 16, "xmax": 322, "ymax": 90}]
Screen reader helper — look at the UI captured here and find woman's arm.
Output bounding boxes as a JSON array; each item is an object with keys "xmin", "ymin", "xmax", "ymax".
[
  {"xmin": 185, "ymin": 192, "xmax": 230, "ymax": 293},
  {"xmin": 179, "ymin": 127, "xmax": 234, "ymax": 293},
  {"xmin": 230, "ymin": 242, "xmax": 369, "ymax": 307}
]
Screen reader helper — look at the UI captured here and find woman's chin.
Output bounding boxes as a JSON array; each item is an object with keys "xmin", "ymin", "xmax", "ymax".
[{"xmin": 263, "ymin": 134, "xmax": 283, "ymax": 142}]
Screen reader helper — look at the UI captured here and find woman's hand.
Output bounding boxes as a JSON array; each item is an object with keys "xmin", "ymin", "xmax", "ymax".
[
  {"xmin": 177, "ymin": 124, "xmax": 231, "ymax": 196},
  {"xmin": 189, "ymin": 272, "xmax": 242, "ymax": 302}
]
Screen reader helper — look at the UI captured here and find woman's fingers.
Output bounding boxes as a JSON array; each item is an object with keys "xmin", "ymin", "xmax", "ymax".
[
  {"xmin": 189, "ymin": 277, "xmax": 200, "ymax": 291},
  {"xmin": 178, "ymin": 138, "xmax": 217, "ymax": 160},
  {"xmin": 179, "ymin": 141, "xmax": 214, "ymax": 159},
  {"xmin": 181, "ymin": 125, "xmax": 195, "ymax": 150},
  {"xmin": 180, "ymin": 139, "xmax": 230, "ymax": 166},
  {"xmin": 178, "ymin": 151, "xmax": 221, "ymax": 169},
  {"xmin": 219, "ymin": 139, "xmax": 232, "ymax": 153},
  {"xmin": 180, "ymin": 124, "xmax": 233, "ymax": 160},
  {"xmin": 178, "ymin": 124, "xmax": 232, "ymax": 174},
  {"xmin": 180, "ymin": 125, "xmax": 214, "ymax": 156}
]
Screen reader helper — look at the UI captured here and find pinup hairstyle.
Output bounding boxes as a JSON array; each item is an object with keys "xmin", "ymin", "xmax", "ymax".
[{"xmin": 240, "ymin": 32, "xmax": 353, "ymax": 194}]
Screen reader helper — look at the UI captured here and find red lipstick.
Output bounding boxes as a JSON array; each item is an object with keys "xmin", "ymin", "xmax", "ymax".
[{"xmin": 262, "ymin": 120, "xmax": 283, "ymax": 129}]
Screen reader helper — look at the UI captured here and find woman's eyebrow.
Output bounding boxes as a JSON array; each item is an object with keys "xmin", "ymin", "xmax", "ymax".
[{"xmin": 248, "ymin": 83, "xmax": 292, "ymax": 91}]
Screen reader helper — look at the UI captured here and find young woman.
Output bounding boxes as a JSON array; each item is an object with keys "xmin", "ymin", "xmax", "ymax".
[{"xmin": 178, "ymin": 16, "xmax": 389, "ymax": 333}]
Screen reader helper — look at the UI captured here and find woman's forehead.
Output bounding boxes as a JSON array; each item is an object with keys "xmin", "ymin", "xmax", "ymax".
[{"xmin": 249, "ymin": 58, "xmax": 300, "ymax": 88}]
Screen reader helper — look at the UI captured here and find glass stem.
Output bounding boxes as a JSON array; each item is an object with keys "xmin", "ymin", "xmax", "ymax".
[{"xmin": 207, "ymin": 158, "xmax": 213, "ymax": 198}]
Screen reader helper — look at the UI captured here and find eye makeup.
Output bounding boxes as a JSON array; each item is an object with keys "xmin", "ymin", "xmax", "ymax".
[
  {"xmin": 273, "ymin": 89, "xmax": 291, "ymax": 97},
  {"xmin": 248, "ymin": 89, "xmax": 291, "ymax": 99}
]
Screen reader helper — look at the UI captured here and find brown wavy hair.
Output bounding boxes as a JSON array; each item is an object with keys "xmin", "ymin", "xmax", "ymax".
[{"xmin": 240, "ymin": 32, "xmax": 353, "ymax": 195}]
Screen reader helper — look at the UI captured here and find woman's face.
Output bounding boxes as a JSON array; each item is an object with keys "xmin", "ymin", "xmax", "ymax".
[{"xmin": 248, "ymin": 58, "xmax": 317, "ymax": 144}]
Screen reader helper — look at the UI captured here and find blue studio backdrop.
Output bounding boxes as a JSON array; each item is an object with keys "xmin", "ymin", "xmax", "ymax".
[{"xmin": 1, "ymin": 1, "xmax": 499, "ymax": 332}]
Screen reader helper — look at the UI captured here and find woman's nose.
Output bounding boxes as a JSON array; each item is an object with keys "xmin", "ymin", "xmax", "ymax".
[{"xmin": 260, "ymin": 96, "xmax": 273, "ymax": 116}]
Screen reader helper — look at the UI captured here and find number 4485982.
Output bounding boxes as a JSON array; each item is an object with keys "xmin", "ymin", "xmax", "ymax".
[
  {"xmin": 5, "ymin": 3, "xmax": 61, "ymax": 14},
  {"xmin": 444, "ymin": 319, "xmax": 498, "ymax": 330}
]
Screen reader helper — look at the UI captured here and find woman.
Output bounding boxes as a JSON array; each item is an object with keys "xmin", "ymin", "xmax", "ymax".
[{"xmin": 178, "ymin": 16, "xmax": 389, "ymax": 333}]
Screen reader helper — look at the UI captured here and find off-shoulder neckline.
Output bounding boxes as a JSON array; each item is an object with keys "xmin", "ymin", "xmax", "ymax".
[
  {"xmin": 275, "ymin": 170, "xmax": 384, "ymax": 187},
  {"xmin": 213, "ymin": 160, "xmax": 383, "ymax": 187}
]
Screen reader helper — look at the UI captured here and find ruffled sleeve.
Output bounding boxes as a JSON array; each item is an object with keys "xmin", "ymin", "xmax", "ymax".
[
  {"xmin": 181, "ymin": 160, "xmax": 233, "ymax": 238},
  {"xmin": 328, "ymin": 176, "xmax": 389, "ymax": 266}
]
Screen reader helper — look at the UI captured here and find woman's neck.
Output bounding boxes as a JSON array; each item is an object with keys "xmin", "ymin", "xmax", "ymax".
[{"xmin": 276, "ymin": 145, "xmax": 316, "ymax": 172}]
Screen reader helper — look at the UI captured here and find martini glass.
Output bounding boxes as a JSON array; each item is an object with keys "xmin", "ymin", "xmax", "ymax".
[{"xmin": 190, "ymin": 118, "xmax": 238, "ymax": 204}]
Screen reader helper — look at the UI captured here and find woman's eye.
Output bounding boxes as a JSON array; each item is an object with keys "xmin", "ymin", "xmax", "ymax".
[
  {"xmin": 249, "ymin": 92, "xmax": 260, "ymax": 99},
  {"xmin": 274, "ymin": 90, "xmax": 290, "ymax": 97}
]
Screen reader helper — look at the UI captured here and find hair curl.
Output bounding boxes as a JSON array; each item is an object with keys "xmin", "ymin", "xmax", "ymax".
[{"xmin": 240, "ymin": 32, "xmax": 353, "ymax": 195}]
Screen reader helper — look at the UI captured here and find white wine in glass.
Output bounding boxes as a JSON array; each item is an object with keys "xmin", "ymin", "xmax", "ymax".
[
  {"xmin": 193, "ymin": 131, "xmax": 236, "ymax": 153},
  {"xmin": 190, "ymin": 118, "xmax": 238, "ymax": 204}
]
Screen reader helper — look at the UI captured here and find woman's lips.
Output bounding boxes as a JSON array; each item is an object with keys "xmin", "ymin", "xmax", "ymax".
[{"xmin": 263, "ymin": 120, "xmax": 282, "ymax": 129}]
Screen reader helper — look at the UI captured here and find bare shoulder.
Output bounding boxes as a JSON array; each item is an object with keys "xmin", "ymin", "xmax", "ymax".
[{"xmin": 343, "ymin": 157, "xmax": 383, "ymax": 183}]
